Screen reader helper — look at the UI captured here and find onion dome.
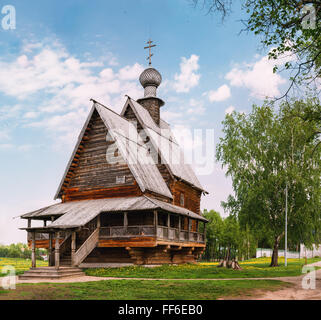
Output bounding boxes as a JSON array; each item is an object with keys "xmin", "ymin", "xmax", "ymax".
[{"xmin": 139, "ymin": 67, "xmax": 162, "ymax": 89}]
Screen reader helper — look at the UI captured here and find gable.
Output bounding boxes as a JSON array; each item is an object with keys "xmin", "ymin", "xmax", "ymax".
[
  {"xmin": 95, "ymin": 102, "xmax": 172, "ymax": 199},
  {"xmin": 55, "ymin": 101, "xmax": 173, "ymax": 201},
  {"xmin": 56, "ymin": 109, "xmax": 139, "ymax": 201}
]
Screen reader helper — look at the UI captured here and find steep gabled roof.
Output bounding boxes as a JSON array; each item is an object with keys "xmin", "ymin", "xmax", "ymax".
[
  {"xmin": 54, "ymin": 100, "xmax": 173, "ymax": 200},
  {"xmin": 121, "ymin": 97, "xmax": 207, "ymax": 193}
]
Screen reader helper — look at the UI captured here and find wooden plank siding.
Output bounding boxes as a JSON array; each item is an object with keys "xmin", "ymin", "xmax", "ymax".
[
  {"xmin": 170, "ymin": 180, "xmax": 202, "ymax": 215},
  {"xmin": 61, "ymin": 110, "xmax": 140, "ymax": 202}
]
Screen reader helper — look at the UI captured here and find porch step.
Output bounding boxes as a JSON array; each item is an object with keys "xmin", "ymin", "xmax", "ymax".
[{"xmin": 18, "ymin": 267, "xmax": 85, "ymax": 280}]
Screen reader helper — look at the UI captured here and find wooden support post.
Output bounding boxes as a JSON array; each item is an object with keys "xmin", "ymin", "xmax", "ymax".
[
  {"xmin": 124, "ymin": 212, "xmax": 128, "ymax": 230},
  {"xmin": 204, "ymin": 222, "xmax": 206, "ymax": 242},
  {"xmin": 97, "ymin": 214, "xmax": 101, "ymax": 229},
  {"xmin": 44, "ymin": 220, "xmax": 47, "ymax": 227},
  {"xmin": 178, "ymin": 216, "xmax": 181, "ymax": 240},
  {"xmin": 28, "ymin": 219, "xmax": 31, "ymax": 228},
  {"xmin": 188, "ymin": 219, "xmax": 191, "ymax": 241},
  {"xmin": 31, "ymin": 232, "xmax": 36, "ymax": 268},
  {"xmin": 154, "ymin": 210, "xmax": 158, "ymax": 236},
  {"xmin": 49, "ymin": 233, "xmax": 53, "ymax": 266},
  {"xmin": 167, "ymin": 213, "xmax": 170, "ymax": 227},
  {"xmin": 55, "ymin": 232, "xmax": 60, "ymax": 269},
  {"xmin": 51, "ymin": 216, "xmax": 54, "ymax": 222},
  {"xmin": 71, "ymin": 231, "xmax": 76, "ymax": 266}
]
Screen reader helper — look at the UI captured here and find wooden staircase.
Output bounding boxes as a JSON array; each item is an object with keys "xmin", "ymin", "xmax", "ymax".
[
  {"xmin": 19, "ymin": 228, "xmax": 99, "ymax": 280},
  {"xmin": 19, "ymin": 267, "xmax": 85, "ymax": 280},
  {"xmin": 60, "ymin": 252, "xmax": 72, "ymax": 266}
]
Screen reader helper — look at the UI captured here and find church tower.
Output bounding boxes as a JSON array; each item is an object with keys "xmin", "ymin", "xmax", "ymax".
[
  {"xmin": 137, "ymin": 40, "xmax": 165, "ymax": 125},
  {"xmin": 19, "ymin": 40, "xmax": 208, "ymax": 277}
]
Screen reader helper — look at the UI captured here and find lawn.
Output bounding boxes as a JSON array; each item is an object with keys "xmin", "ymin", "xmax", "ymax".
[
  {"xmin": 84, "ymin": 257, "xmax": 321, "ymax": 279},
  {"xmin": 0, "ymin": 279, "xmax": 290, "ymax": 300},
  {"xmin": 0, "ymin": 257, "xmax": 48, "ymax": 277}
]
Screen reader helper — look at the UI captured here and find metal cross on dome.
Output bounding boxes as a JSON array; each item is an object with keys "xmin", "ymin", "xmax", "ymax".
[{"xmin": 144, "ymin": 39, "xmax": 156, "ymax": 66}]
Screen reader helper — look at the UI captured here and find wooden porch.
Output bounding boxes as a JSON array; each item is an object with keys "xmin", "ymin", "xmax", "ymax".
[{"xmin": 25, "ymin": 210, "xmax": 206, "ymax": 268}]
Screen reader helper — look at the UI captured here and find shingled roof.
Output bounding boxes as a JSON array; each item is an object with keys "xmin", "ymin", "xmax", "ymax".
[
  {"xmin": 54, "ymin": 101, "xmax": 173, "ymax": 200},
  {"xmin": 21, "ymin": 196, "xmax": 208, "ymax": 228},
  {"xmin": 121, "ymin": 97, "xmax": 206, "ymax": 192}
]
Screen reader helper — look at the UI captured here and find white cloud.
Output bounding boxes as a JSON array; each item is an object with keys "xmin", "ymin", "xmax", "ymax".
[
  {"xmin": 162, "ymin": 110, "xmax": 181, "ymax": 122},
  {"xmin": 187, "ymin": 98, "xmax": 205, "ymax": 115},
  {"xmin": 173, "ymin": 54, "xmax": 200, "ymax": 93},
  {"xmin": 0, "ymin": 42, "xmax": 145, "ymax": 149},
  {"xmin": 117, "ymin": 63, "xmax": 144, "ymax": 81},
  {"xmin": 207, "ymin": 84, "xmax": 231, "ymax": 102},
  {"xmin": 24, "ymin": 111, "xmax": 39, "ymax": 119},
  {"xmin": 225, "ymin": 105, "xmax": 235, "ymax": 115},
  {"xmin": 225, "ymin": 54, "xmax": 287, "ymax": 99},
  {"xmin": 0, "ymin": 144, "xmax": 13, "ymax": 150}
]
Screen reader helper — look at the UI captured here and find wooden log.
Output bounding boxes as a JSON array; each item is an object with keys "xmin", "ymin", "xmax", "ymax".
[
  {"xmin": 49, "ymin": 233, "xmax": 53, "ymax": 266},
  {"xmin": 71, "ymin": 231, "xmax": 76, "ymax": 266},
  {"xmin": 55, "ymin": 232, "xmax": 60, "ymax": 269},
  {"xmin": 31, "ymin": 232, "xmax": 36, "ymax": 268}
]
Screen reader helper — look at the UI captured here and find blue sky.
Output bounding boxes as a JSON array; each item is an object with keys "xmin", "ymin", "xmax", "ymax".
[{"xmin": 0, "ymin": 0, "xmax": 290, "ymax": 244}]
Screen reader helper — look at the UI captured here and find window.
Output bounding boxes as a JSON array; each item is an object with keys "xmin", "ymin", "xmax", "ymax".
[
  {"xmin": 116, "ymin": 176, "xmax": 126, "ymax": 184},
  {"xmin": 180, "ymin": 193, "xmax": 185, "ymax": 207}
]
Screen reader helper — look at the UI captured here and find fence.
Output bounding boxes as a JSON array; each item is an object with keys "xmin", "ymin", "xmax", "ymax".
[
  {"xmin": 256, "ymin": 245, "xmax": 321, "ymax": 259},
  {"xmin": 256, "ymin": 248, "xmax": 300, "ymax": 259}
]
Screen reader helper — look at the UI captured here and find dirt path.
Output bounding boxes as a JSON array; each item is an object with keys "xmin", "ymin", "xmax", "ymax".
[{"xmin": 222, "ymin": 260, "xmax": 321, "ymax": 300}]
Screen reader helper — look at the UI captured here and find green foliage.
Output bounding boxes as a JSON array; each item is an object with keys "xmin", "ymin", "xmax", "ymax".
[
  {"xmin": 0, "ymin": 243, "xmax": 46, "ymax": 261},
  {"xmin": 202, "ymin": 209, "xmax": 257, "ymax": 261},
  {"xmin": 194, "ymin": 0, "xmax": 321, "ymax": 92},
  {"xmin": 0, "ymin": 257, "xmax": 48, "ymax": 276},
  {"xmin": 84, "ymin": 257, "xmax": 320, "ymax": 279},
  {"xmin": 216, "ymin": 99, "xmax": 321, "ymax": 265}
]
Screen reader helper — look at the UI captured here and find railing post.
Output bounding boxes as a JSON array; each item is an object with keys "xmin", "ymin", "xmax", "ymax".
[
  {"xmin": 55, "ymin": 232, "xmax": 60, "ymax": 269},
  {"xmin": 31, "ymin": 232, "xmax": 36, "ymax": 268}
]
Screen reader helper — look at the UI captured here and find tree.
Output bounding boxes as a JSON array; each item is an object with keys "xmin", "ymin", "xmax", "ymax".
[
  {"xmin": 192, "ymin": 0, "xmax": 321, "ymax": 97},
  {"xmin": 216, "ymin": 99, "xmax": 321, "ymax": 266},
  {"xmin": 202, "ymin": 209, "xmax": 224, "ymax": 260}
]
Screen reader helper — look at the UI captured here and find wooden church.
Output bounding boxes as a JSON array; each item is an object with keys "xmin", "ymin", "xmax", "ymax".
[{"xmin": 19, "ymin": 42, "xmax": 208, "ymax": 277}]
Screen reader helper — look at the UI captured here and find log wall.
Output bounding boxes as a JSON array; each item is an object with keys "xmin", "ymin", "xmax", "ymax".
[
  {"xmin": 171, "ymin": 180, "xmax": 202, "ymax": 214},
  {"xmin": 60, "ymin": 110, "xmax": 139, "ymax": 201}
]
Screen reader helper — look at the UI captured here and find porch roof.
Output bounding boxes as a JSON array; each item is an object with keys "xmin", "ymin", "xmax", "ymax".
[{"xmin": 20, "ymin": 196, "xmax": 208, "ymax": 229}]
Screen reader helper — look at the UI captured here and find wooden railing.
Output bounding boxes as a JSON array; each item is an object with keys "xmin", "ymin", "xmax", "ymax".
[
  {"xmin": 100, "ymin": 226, "xmax": 155, "ymax": 238},
  {"xmin": 27, "ymin": 231, "xmax": 70, "ymax": 241},
  {"xmin": 99, "ymin": 226, "xmax": 205, "ymax": 243},
  {"xmin": 74, "ymin": 228, "xmax": 99, "ymax": 266},
  {"xmin": 27, "ymin": 232, "xmax": 49, "ymax": 241}
]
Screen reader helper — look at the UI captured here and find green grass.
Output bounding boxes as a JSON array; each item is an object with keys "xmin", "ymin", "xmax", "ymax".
[
  {"xmin": 0, "ymin": 279, "xmax": 290, "ymax": 300},
  {"xmin": 84, "ymin": 257, "xmax": 321, "ymax": 279},
  {"xmin": 0, "ymin": 257, "xmax": 48, "ymax": 277}
]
